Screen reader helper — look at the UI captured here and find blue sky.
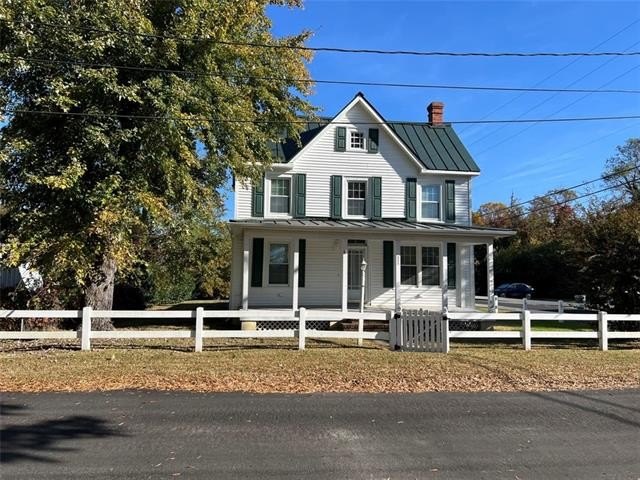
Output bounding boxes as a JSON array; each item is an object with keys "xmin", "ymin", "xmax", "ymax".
[{"xmin": 224, "ymin": 0, "xmax": 640, "ymax": 217}]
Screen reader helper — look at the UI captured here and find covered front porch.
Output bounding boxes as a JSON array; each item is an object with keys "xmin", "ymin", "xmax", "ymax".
[{"xmin": 229, "ymin": 219, "xmax": 513, "ymax": 315}]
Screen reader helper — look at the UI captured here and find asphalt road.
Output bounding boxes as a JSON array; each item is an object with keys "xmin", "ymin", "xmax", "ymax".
[{"xmin": 2, "ymin": 390, "xmax": 639, "ymax": 479}]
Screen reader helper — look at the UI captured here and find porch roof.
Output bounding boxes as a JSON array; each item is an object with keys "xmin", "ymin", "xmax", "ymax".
[{"xmin": 229, "ymin": 218, "xmax": 515, "ymax": 238}]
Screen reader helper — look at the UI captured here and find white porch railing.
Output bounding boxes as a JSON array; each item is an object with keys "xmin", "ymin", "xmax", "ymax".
[{"xmin": 0, "ymin": 308, "xmax": 390, "ymax": 351}]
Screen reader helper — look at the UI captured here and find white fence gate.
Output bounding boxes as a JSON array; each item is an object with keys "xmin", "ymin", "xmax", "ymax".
[{"xmin": 393, "ymin": 309, "xmax": 449, "ymax": 353}]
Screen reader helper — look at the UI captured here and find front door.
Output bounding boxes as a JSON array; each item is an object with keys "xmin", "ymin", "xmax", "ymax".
[{"xmin": 348, "ymin": 246, "xmax": 367, "ymax": 303}]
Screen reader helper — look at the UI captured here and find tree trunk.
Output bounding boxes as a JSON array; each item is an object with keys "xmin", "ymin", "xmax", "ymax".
[{"xmin": 85, "ymin": 256, "xmax": 117, "ymax": 330}]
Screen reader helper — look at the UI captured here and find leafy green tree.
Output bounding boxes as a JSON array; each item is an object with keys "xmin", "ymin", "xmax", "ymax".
[
  {"xmin": 0, "ymin": 1, "xmax": 314, "ymax": 327},
  {"xmin": 579, "ymin": 203, "xmax": 640, "ymax": 314},
  {"xmin": 603, "ymin": 138, "xmax": 639, "ymax": 204}
]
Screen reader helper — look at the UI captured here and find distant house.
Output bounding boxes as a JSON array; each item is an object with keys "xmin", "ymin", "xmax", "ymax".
[
  {"xmin": 0, "ymin": 266, "xmax": 42, "ymax": 292},
  {"xmin": 228, "ymin": 93, "xmax": 513, "ymax": 315}
]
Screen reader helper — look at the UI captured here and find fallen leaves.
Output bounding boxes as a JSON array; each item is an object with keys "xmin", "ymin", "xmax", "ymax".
[{"xmin": 0, "ymin": 339, "xmax": 639, "ymax": 393}]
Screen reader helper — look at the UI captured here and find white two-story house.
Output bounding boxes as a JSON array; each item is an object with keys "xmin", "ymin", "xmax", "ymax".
[{"xmin": 229, "ymin": 93, "xmax": 513, "ymax": 315}]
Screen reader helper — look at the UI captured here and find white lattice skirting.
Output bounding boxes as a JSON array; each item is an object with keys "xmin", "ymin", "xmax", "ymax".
[{"xmin": 256, "ymin": 321, "xmax": 330, "ymax": 331}]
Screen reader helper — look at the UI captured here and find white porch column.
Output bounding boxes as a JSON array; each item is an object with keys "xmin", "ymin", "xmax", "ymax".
[
  {"xmin": 441, "ymin": 241, "xmax": 448, "ymax": 313},
  {"xmin": 341, "ymin": 238, "xmax": 348, "ymax": 312},
  {"xmin": 292, "ymin": 238, "xmax": 300, "ymax": 312},
  {"xmin": 455, "ymin": 244, "xmax": 463, "ymax": 309},
  {"xmin": 394, "ymin": 241, "xmax": 401, "ymax": 313},
  {"xmin": 487, "ymin": 241, "xmax": 495, "ymax": 312},
  {"xmin": 241, "ymin": 233, "xmax": 250, "ymax": 310}
]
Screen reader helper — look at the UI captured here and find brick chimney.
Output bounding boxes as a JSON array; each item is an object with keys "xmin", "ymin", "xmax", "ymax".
[{"xmin": 427, "ymin": 101, "xmax": 444, "ymax": 125}]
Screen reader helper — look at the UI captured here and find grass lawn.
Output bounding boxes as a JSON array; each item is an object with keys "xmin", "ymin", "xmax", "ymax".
[
  {"xmin": 494, "ymin": 320, "xmax": 596, "ymax": 332},
  {"xmin": 1, "ymin": 338, "xmax": 639, "ymax": 393}
]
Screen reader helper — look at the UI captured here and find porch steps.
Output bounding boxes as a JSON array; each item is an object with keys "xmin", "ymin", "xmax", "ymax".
[{"xmin": 337, "ymin": 319, "xmax": 388, "ymax": 332}]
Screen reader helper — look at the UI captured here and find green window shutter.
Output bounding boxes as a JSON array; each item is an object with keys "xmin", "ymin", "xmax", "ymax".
[
  {"xmin": 370, "ymin": 177, "xmax": 382, "ymax": 220},
  {"xmin": 330, "ymin": 175, "xmax": 342, "ymax": 219},
  {"xmin": 293, "ymin": 174, "xmax": 306, "ymax": 218},
  {"xmin": 298, "ymin": 239, "xmax": 306, "ymax": 288},
  {"xmin": 335, "ymin": 126, "xmax": 346, "ymax": 152},
  {"xmin": 251, "ymin": 238, "xmax": 264, "ymax": 287},
  {"xmin": 367, "ymin": 128, "xmax": 379, "ymax": 153},
  {"xmin": 383, "ymin": 241, "xmax": 394, "ymax": 288},
  {"xmin": 405, "ymin": 178, "xmax": 417, "ymax": 221},
  {"xmin": 251, "ymin": 177, "xmax": 264, "ymax": 218},
  {"xmin": 447, "ymin": 243, "xmax": 456, "ymax": 289},
  {"xmin": 445, "ymin": 180, "xmax": 456, "ymax": 223}
]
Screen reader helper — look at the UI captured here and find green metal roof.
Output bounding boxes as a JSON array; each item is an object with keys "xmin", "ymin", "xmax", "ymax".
[
  {"xmin": 388, "ymin": 122, "xmax": 480, "ymax": 172},
  {"xmin": 269, "ymin": 119, "xmax": 330, "ymax": 163},
  {"xmin": 230, "ymin": 218, "xmax": 514, "ymax": 237},
  {"xmin": 269, "ymin": 94, "xmax": 480, "ymax": 173}
]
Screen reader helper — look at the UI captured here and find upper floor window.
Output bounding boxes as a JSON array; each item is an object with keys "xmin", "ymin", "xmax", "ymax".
[
  {"xmin": 270, "ymin": 178, "xmax": 290, "ymax": 214},
  {"xmin": 347, "ymin": 180, "xmax": 367, "ymax": 216},
  {"xmin": 350, "ymin": 131, "xmax": 365, "ymax": 150},
  {"xmin": 421, "ymin": 185, "xmax": 440, "ymax": 220}
]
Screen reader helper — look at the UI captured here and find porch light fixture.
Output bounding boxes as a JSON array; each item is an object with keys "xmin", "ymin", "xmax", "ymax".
[{"xmin": 360, "ymin": 258, "xmax": 368, "ymax": 314}]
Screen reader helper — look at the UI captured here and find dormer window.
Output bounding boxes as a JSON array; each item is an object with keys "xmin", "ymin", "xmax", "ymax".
[{"xmin": 350, "ymin": 131, "xmax": 365, "ymax": 150}]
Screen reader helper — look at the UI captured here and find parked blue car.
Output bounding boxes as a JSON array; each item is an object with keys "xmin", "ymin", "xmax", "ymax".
[{"xmin": 494, "ymin": 283, "xmax": 535, "ymax": 299}]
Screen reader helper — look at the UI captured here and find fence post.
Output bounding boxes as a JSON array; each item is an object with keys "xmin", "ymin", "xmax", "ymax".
[
  {"xmin": 522, "ymin": 297, "xmax": 528, "ymax": 311},
  {"xmin": 442, "ymin": 312, "xmax": 450, "ymax": 353},
  {"xmin": 357, "ymin": 316, "xmax": 364, "ymax": 347},
  {"xmin": 521, "ymin": 309, "xmax": 531, "ymax": 351},
  {"xmin": 298, "ymin": 307, "xmax": 306, "ymax": 351},
  {"xmin": 494, "ymin": 295, "xmax": 499, "ymax": 313},
  {"xmin": 388, "ymin": 310, "xmax": 396, "ymax": 350},
  {"xmin": 81, "ymin": 306, "xmax": 92, "ymax": 351},
  {"xmin": 598, "ymin": 311, "xmax": 608, "ymax": 351},
  {"xmin": 558, "ymin": 300, "xmax": 564, "ymax": 323},
  {"xmin": 195, "ymin": 307, "xmax": 204, "ymax": 353}
]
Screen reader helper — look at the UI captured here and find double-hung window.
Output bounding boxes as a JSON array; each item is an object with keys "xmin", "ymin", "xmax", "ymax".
[
  {"xmin": 400, "ymin": 246, "xmax": 418, "ymax": 286},
  {"xmin": 421, "ymin": 246, "xmax": 440, "ymax": 286},
  {"xmin": 268, "ymin": 243, "xmax": 289, "ymax": 285},
  {"xmin": 421, "ymin": 185, "xmax": 441, "ymax": 220},
  {"xmin": 270, "ymin": 178, "xmax": 290, "ymax": 214},
  {"xmin": 347, "ymin": 180, "xmax": 367, "ymax": 216},
  {"xmin": 350, "ymin": 131, "xmax": 365, "ymax": 150}
]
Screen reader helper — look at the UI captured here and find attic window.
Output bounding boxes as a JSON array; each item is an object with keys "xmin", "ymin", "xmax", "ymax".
[{"xmin": 350, "ymin": 131, "xmax": 365, "ymax": 150}]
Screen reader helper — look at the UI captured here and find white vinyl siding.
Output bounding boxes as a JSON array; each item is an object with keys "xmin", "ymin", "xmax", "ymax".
[
  {"xmin": 283, "ymin": 102, "xmax": 418, "ymax": 219},
  {"xmin": 230, "ymin": 229, "xmax": 477, "ymax": 310},
  {"xmin": 233, "ymin": 101, "xmax": 473, "ymax": 225}
]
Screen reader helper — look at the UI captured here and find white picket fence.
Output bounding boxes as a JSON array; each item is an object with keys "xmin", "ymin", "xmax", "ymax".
[
  {"xmin": 2, "ymin": 308, "xmax": 639, "ymax": 353},
  {"xmin": 447, "ymin": 311, "xmax": 640, "ymax": 351},
  {"xmin": 391, "ymin": 310, "xmax": 448, "ymax": 353},
  {"xmin": 0, "ymin": 307, "xmax": 390, "ymax": 351}
]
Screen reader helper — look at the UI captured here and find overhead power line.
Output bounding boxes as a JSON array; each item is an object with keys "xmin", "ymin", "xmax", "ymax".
[
  {"xmin": 457, "ymin": 19, "xmax": 640, "ymax": 135},
  {"xmin": 502, "ymin": 180, "xmax": 634, "ymax": 220},
  {"xmin": 5, "ymin": 55, "xmax": 640, "ymax": 95},
  {"xmin": 474, "ymin": 62, "xmax": 640, "ymax": 155},
  {"xmin": 2, "ymin": 108, "xmax": 640, "ymax": 125},
  {"xmin": 2, "ymin": 19, "xmax": 640, "ymax": 57},
  {"xmin": 468, "ymin": 38, "xmax": 640, "ymax": 149},
  {"xmin": 477, "ymin": 164, "xmax": 640, "ymax": 217}
]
